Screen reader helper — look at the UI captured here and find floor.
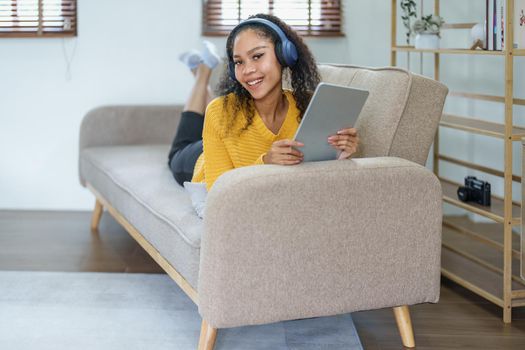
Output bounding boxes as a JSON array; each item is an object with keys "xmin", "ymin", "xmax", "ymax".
[{"xmin": 1, "ymin": 210, "xmax": 525, "ymax": 349}]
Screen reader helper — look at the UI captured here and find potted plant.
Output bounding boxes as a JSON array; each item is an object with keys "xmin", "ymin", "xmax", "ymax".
[
  {"xmin": 400, "ymin": 0, "xmax": 417, "ymax": 45},
  {"xmin": 412, "ymin": 14, "xmax": 445, "ymax": 49}
]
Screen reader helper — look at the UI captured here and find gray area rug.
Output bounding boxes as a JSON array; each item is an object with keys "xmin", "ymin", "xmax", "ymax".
[{"xmin": 0, "ymin": 271, "xmax": 363, "ymax": 350}]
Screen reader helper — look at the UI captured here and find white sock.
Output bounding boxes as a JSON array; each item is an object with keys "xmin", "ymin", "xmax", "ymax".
[
  {"xmin": 179, "ymin": 49, "xmax": 203, "ymax": 70},
  {"xmin": 201, "ymin": 40, "xmax": 221, "ymax": 69}
]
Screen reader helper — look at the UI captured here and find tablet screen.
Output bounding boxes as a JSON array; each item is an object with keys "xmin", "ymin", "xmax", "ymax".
[{"xmin": 293, "ymin": 83, "xmax": 369, "ymax": 162}]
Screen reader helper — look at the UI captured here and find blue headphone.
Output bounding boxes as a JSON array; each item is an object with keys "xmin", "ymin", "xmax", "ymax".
[{"xmin": 228, "ymin": 18, "xmax": 298, "ymax": 81}]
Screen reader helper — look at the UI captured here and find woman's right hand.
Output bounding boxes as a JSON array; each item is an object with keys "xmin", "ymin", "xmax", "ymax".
[{"xmin": 263, "ymin": 139, "xmax": 304, "ymax": 165}]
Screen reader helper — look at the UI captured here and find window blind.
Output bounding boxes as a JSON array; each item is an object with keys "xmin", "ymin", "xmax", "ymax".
[
  {"xmin": 0, "ymin": 0, "xmax": 77, "ymax": 37},
  {"xmin": 202, "ymin": 0, "xmax": 343, "ymax": 37}
]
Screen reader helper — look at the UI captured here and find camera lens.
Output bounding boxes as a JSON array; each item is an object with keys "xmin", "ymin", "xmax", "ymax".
[{"xmin": 457, "ymin": 187, "xmax": 469, "ymax": 202}]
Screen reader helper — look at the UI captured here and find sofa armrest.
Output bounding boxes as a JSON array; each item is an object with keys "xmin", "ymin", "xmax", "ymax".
[{"xmin": 198, "ymin": 157, "xmax": 442, "ymax": 328}]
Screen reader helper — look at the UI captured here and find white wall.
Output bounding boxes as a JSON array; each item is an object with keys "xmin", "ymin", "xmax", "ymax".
[
  {"xmin": 1, "ymin": 0, "xmax": 204, "ymax": 210},
  {"xmin": 1, "ymin": 0, "xmax": 521, "ymax": 211}
]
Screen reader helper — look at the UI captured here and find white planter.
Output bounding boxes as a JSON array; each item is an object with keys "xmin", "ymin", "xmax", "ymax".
[{"xmin": 414, "ymin": 33, "xmax": 440, "ymax": 49}]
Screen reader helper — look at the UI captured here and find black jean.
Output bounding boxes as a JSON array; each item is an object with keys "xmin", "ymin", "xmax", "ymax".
[{"xmin": 168, "ymin": 111, "xmax": 204, "ymax": 186}]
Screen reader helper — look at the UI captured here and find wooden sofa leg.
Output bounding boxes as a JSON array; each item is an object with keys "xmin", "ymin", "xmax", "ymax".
[
  {"xmin": 90, "ymin": 199, "xmax": 104, "ymax": 231},
  {"xmin": 393, "ymin": 305, "xmax": 415, "ymax": 348},
  {"xmin": 198, "ymin": 319, "xmax": 217, "ymax": 350}
]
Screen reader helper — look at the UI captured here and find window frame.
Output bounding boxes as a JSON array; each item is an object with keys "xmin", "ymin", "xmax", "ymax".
[
  {"xmin": 202, "ymin": 0, "xmax": 344, "ymax": 37},
  {"xmin": 0, "ymin": 0, "xmax": 77, "ymax": 38}
]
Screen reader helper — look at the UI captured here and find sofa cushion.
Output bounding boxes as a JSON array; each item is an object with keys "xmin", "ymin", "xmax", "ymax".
[
  {"xmin": 318, "ymin": 65, "xmax": 411, "ymax": 159},
  {"xmin": 80, "ymin": 144, "xmax": 201, "ymax": 289}
]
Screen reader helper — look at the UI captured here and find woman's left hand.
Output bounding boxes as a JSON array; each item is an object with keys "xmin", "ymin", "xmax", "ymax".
[{"xmin": 327, "ymin": 128, "xmax": 359, "ymax": 160}]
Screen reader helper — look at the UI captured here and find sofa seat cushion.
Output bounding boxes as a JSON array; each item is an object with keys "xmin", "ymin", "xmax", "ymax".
[{"xmin": 80, "ymin": 144, "xmax": 202, "ymax": 289}]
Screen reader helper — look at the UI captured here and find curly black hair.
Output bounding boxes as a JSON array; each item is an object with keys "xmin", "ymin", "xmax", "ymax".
[{"xmin": 216, "ymin": 13, "xmax": 321, "ymax": 137}]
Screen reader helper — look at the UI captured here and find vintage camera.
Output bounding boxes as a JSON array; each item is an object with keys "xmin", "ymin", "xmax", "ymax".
[{"xmin": 457, "ymin": 176, "xmax": 491, "ymax": 206}]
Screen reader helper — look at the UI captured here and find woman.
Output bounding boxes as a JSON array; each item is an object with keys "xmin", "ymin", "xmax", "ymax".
[{"xmin": 169, "ymin": 14, "xmax": 359, "ymax": 192}]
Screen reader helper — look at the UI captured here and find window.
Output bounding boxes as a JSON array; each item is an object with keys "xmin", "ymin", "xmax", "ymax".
[
  {"xmin": 0, "ymin": 0, "xmax": 77, "ymax": 38},
  {"xmin": 202, "ymin": 0, "xmax": 343, "ymax": 37}
]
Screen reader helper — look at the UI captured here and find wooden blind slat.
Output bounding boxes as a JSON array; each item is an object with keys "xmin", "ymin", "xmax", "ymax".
[
  {"xmin": 0, "ymin": 0, "xmax": 76, "ymax": 37},
  {"xmin": 202, "ymin": 0, "xmax": 343, "ymax": 37}
]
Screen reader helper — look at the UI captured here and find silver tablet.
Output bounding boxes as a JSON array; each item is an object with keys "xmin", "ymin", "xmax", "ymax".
[{"xmin": 293, "ymin": 82, "xmax": 369, "ymax": 162}]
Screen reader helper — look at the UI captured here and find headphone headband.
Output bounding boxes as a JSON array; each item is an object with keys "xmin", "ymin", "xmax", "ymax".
[
  {"xmin": 236, "ymin": 18, "xmax": 289, "ymax": 49},
  {"xmin": 228, "ymin": 17, "xmax": 298, "ymax": 81}
]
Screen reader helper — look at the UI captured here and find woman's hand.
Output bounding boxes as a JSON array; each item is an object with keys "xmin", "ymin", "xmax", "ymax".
[
  {"xmin": 263, "ymin": 139, "xmax": 304, "ymax": 165},
  {"xmin": 328, "ymin": 128, "xmax": 359, "ymax": 160}
]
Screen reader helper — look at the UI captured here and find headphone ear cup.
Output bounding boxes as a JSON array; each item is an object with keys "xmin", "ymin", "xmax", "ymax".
[
  {"xmin": 274, "ymin": 42, "xmax": 286, "ymax": 67},
  {"xmin": 281, "ymin": 40, "xmax": 298, "ymax": 67}
]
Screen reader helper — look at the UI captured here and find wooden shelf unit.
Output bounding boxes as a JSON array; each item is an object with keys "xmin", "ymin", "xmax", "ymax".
[
  {"xmin": 440, "ymin": 178, "xmax": 521, "ymax": 225},
  {"xmin": 391, "ymin": 0, "xmax": 524, "ymax": 322},
  {"xmin": 443, "ymin": 216, "xmax": 524, "ymax": 281},
  {"xmin": 393, "ymin": 46, "xmax": 525, "ymax": 56},
  {"xmin": 392, "ymin": 46, "xmax": 506, "ymax": 55},
  {"xmin": 448, "ymin": 91, "xmax": 525, "ymax": 106},
  {"xmin": 440, "ymin": 114, "xmax": 525, "ymax": 140},
  {"xmin": 437, "ymin": 154, "xmax": 522, "ymax": 183}
]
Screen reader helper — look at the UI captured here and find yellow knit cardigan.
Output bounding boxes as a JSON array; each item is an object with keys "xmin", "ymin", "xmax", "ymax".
[{"xmin": 191, "ymin": 90, "xmax": 300, "ymax": 191}]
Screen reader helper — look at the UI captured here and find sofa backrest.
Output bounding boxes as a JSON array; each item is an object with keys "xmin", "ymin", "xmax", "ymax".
[{"xmin": 317, "ymin": 64, "xmax": 448, "ymax": 166}]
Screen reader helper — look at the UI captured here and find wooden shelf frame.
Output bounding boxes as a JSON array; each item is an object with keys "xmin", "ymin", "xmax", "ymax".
[
  {"xmin": 442, "ymin": 217, "xmax": 524, "ymax": 285},
  {"xmin": 392, "ymin": 46, "xmax": 525, "ymax": 56},
  {"xmin": 443, "ymin": 216, "xmax": 521, "ymax": 259},
  {"xmin": 439, "ymin": 178, "xmax": 521, "ymax": 226},
  {"xmin": 442, "ymin": 232, "xmax": 525, "ymax": 310},
  {"xmin": 391, "ymin": 0, "xmax": 523, "ymax": 323},
  {"xmin": 440, "ymin": 113, "xmax": 525, "ymax": 141},
  {"xmin": 449, "ymin": 91, "xmax": 525, "ymax": 106},
  {"xmin": 392, "ymin": 46, "xmax": 506, "ymax": 55},
  {"xmin": 442, "ymin": 22, "xmax": 478, "ymax": 29},
  {"xmin": 441, "ymin": 247, "xmax": 525, "ymax": 308},
  {"xmin": 441, "ymin": 216, "xmax": 525, "ymax": 308},
  {"xmin": 437, "ymin": 154, "xmax": 522, "ymax": 183}
]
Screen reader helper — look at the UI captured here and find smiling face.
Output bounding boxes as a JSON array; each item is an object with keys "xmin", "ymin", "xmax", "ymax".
[{"xmin": 232, "ymin": 28, "xmax": 283, "ymax": 101}]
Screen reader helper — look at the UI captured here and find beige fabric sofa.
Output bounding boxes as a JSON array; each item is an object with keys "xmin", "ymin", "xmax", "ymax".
[{"xmin": 79, "ymin": 64, "xmax": 448, "ymax": 349}]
